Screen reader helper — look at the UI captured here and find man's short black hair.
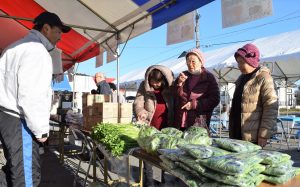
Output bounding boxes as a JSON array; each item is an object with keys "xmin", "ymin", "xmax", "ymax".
[{"xmin": 108, "ymin": 82, "xmax": 116, "ymax": 91}]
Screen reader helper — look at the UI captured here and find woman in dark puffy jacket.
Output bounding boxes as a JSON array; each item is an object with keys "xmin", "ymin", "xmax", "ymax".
[{"xmin": 174, "ymin": 48, "xmax": 220, "ymax": 131}]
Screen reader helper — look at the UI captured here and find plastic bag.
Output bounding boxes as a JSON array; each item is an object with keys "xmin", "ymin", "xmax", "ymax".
[
  {"xmin": 213, "ymin": 138, "xmax": 261, "ymax": 153},
  {"xmin": 198, "ymin": 152, "xmax": 263, "ymax": 175},
  {"xmin": 257, "ymin": 150, "xmax": 291, "ymax": 165},
  {"xmin": 178, "ymin": 144, "xmax": 230, "ymax": 159}
]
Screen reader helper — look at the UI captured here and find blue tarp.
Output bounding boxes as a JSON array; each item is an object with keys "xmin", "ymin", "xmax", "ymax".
[
  {"xmin": 52, "ymin": 74, "xmax": 71, "ymax": 91},
  {"xmin": 133, "ymin": 0, "xmax": 215, "ymax": 29}
]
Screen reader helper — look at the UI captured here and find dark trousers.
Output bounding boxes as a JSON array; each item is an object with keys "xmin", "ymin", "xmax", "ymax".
[{"xmin": 0, "ymin": 111, "xmax": 40, "ymax": 187}]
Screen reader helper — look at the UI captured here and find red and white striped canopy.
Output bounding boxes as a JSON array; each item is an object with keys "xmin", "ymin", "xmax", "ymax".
[{"xmin": 0, "ymin": 0, "xmax": 214, "ymax": 71}]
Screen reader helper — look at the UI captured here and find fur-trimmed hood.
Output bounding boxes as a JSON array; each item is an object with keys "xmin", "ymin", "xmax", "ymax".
[{"xmin": 143, "ymin": 65, "xmax": 174, "ymax": 91}]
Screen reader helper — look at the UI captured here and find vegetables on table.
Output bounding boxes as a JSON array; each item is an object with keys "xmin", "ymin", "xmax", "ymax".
[
  {"xmin": 257, "ymin": 150, "xmax": 291, "ymax": 165},
  {"xmin": 178, "ymin": 144, "xmax": 230, "ymax": 159},
  {"xmin": 161, "ymin": 127, "xmax": 183, "ymax": 137},
  {"xmin": 213, "ymin": 138, "xmax": 261, "ymax": 153},
  {"xmin": 91, "ymin": 123, "xmax": 140, "ymax": 156},
  {"xmin": 198, "ymin": 152, "xmax": 263, "ymax": 175}
]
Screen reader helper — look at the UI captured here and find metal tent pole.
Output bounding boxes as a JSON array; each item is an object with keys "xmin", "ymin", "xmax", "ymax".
[
  {"xmin": 218, "ymin": 71, "xmax": 222, "ymax": 138},
  {"xmin": 116, "ymin": 34, "xmax": 120, "ymax": 103},
  {"xmin": 195, "ymin": 10, "xmax": 200, "ymax": 49},
  {"xmin": 72, "ymin": 63, "xmax": 79, "ymax": 111},
  {"xmin": 286, "ymin": 78, "xmax": 289, "ymax": 116}
]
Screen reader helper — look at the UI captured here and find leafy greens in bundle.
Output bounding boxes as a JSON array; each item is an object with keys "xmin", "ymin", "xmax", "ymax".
[{"xmin": 92, "ymin": 123, "xmax": 140, "ymax": 156}]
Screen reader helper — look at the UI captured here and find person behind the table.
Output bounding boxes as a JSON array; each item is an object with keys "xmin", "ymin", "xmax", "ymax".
[
  {"xmin": 173, "ymin": 48, "xmax": 220, "ymax": 131},
  {"xmin": 229, "ymin": 43, "xmax": 278, "ymax": 147},
  {"xmin": 134, "ymin": 65, "xmax": 174, "ymax": 129},
  {"xmin": 133, "ymin": 65, "xmax": 174, "ymax": 186}
]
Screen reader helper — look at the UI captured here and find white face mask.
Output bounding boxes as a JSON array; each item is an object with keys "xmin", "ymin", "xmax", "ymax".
[
  {"xmin": 188, "ymin": 69, "xmax": 201, "ymax": 75},
  {"xmin": 49, "ymin": 47, "xmax": 63, "ymax": 74}
]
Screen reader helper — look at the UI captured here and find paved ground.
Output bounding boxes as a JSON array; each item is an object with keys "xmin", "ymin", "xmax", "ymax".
[{"xmin": 0, "ymin": 137, "xmax": 299, "ymax": 187}]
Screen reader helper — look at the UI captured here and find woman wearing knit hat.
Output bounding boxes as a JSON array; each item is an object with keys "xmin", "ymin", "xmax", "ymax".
[
  {"xmin": 229, "ymin": 43, "xmax": 278, "ymax": 147},
  {"xmin": 174, "ymin": 48, "xmax": 220, "ymax": 131}
]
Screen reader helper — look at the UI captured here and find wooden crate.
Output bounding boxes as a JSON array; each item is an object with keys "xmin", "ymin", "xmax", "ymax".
[
  {"xmin": 119, "ymin": 103, "xmax": 133, "ymax": 118},
  {"xmin": 118, "ymin": 117, "xmax": 132, "ymax": 124},
  {"xmin": 82, "ymin": 94, "xmax": 110, "ymax": 106}
]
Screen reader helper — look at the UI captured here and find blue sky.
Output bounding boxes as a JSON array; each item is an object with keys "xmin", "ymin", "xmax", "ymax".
[{"xmin": 76, "ymin": 0, "xmax": 300, "ymax": 79}]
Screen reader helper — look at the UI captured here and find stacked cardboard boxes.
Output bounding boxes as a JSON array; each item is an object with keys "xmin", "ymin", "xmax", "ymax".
[
  {"xmin": 82, "ymin": 94, "xmax": 133, "ymax": 131},
  {"xmin": 83, "ymin": 94, "xmax": 117, "ymax": 131},
  {"xmin": 118, "ymin": 103, "xmax": 133, "ymax": 123}
]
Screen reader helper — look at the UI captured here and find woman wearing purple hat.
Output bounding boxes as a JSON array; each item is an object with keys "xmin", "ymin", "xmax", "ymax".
[
  {"xmin": 229, "ymin": 43, "xmax": 278, "ymax": 147},
  {"xmin": 174, "ymin": 48, "xmax": 220, "ymax": 131}
]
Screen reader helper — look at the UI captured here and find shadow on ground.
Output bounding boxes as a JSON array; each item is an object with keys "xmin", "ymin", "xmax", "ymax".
[{"xmin": 40, "ymin": 148, "xmax": 82, "ymax": 187}]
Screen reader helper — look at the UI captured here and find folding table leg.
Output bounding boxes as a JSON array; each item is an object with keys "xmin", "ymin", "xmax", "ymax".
[
  {"xmin": 93, "ymin": 145, "xmax": 96, "ymax": 182},
  {"xmin": 104, "ymin": 157, "xmax": 108, "ymax": 184},
  {"xmin": 73, "ymin": 159, "xmax": 82, "ymax": 187},
  {"xmin": 139, "ymin": 159, "xmax": 143, "ymax": 187},
  {"xmin": 84, "ymin": 155, "xmax": 93, "ymax": 186},
  {"xmin": 59, "ymin": 125, "xmax": 65, "ymax": 163},
  {"xmin": 127, "ymin": 156, "xmax": 130, "ymax": 185}
]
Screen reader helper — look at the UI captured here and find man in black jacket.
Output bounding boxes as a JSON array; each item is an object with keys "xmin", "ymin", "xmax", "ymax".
[{"xmin": 91, "ymin": 72, "xmax": 112, "ymax": 95}]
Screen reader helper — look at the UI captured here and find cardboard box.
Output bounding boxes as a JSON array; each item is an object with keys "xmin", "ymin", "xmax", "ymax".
[
  {"xmin": 94, "ymin": 94, "xmax": 110, "ymax": 103},
  {"xmin": 82, "ymin": 94, "xmax": 110, "ymax": 106},
  {"xmin": 119, "ymin": 103, "xmax": 133, "ymax": 118},
  {"xmin": 99, "ymin": 118, "xmax": 118, "ymax": 124},
  {"xmin": 83, "ymin": 118, "xmax": 97, "ymax": 131},
  {"xmin": 82, "ymin": 106, "xmax": 94, "ymax": 116},
  {"xmin": 93, "ymin": 103, "xmax": 118, "ymax": 118},
  {"xmin": 118, "ymin": 117, "xmax": 132, "ymax": 124}
]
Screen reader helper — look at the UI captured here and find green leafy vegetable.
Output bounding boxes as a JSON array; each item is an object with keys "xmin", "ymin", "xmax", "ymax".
[{"xmin": 91, "ymin": 123, "xmax": 140, "ymax": 156}]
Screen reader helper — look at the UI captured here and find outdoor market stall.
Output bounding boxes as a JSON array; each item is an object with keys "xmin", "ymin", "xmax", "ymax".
[
  {"xmin": 0, "ymin": 0, "xmax": 214, "ymax": 93},
  {"xmin": 2, "ymin": 1, "xmax": 300, "ymax": 186},
  {"xmin": 83, "ymin": 123, "xmax": 300, "ymax": 187}
]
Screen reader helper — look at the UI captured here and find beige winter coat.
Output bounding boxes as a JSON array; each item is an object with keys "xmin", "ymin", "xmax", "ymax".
[
  {"xmin": 229, "ymin": 66, "xmax": 278, "ymax": 142},
  {"xmin": 133, "ymin": 65, "xmax": 174, "ymax": 126}
]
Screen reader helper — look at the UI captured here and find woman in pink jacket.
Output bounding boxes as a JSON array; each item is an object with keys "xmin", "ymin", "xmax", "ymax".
[{"xmin": 174, "ymin": 48, "xmax": 220, "ymax": 131}]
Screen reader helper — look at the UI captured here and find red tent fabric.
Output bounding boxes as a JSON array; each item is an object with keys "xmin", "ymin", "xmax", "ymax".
[
  {"xmin": 0, "ymin": 0, "xmax": 99, "ymax": 70},
  {"xmin": 0, "ymin": 0, "xmax": 214, "ymax": 72}
]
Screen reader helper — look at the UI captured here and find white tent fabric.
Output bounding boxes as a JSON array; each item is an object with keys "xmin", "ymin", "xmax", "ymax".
[
  {"xmin": 120, "ymin": 29, "xmax": 300, "ymax": 88},
  {"xmin": 261, "ymin": 52, "xmax": 300, "ymax": 85},
  {"xmin": 34, "ymin": 0, "xmax": 214, "ymax": 57},
  {"xmin": 208, "ymin": 29, "xmax": 300, "ymax": 84},
  {"xmin": 69, "ymin": 75, "xmax": 97, "ymax": 93},
  {"xmin": 119, "ymin": 57, "xmax": 184, "ymax": 89}
]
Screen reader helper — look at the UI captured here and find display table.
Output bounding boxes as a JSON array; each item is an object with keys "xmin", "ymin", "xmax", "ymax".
[
  {"xmin": 132, "ymin": 148, "xmax": 300, "ymax": 187},
  {"xmin": 79, "ymin": 130, "xmax": 300, "ymax": 187},
  {"xmin": 81, "ymin": 130, "xmax": 142, "ymax": 185},
  {"xmin": 259, "ymin": 175, "xmax": 300, "ymax": 187}
]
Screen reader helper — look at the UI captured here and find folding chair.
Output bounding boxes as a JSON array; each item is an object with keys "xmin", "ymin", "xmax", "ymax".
[
  {"xmin": 269, "ymin": 118, "xmax": 290, "ymax": 150},
  {"xmin": 70, "ymin": 127, "xmax": 111, "ymax": 186},
  {"xmin": 288, "ymin": 122, "xmax": 300, "ymax": 151}
]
